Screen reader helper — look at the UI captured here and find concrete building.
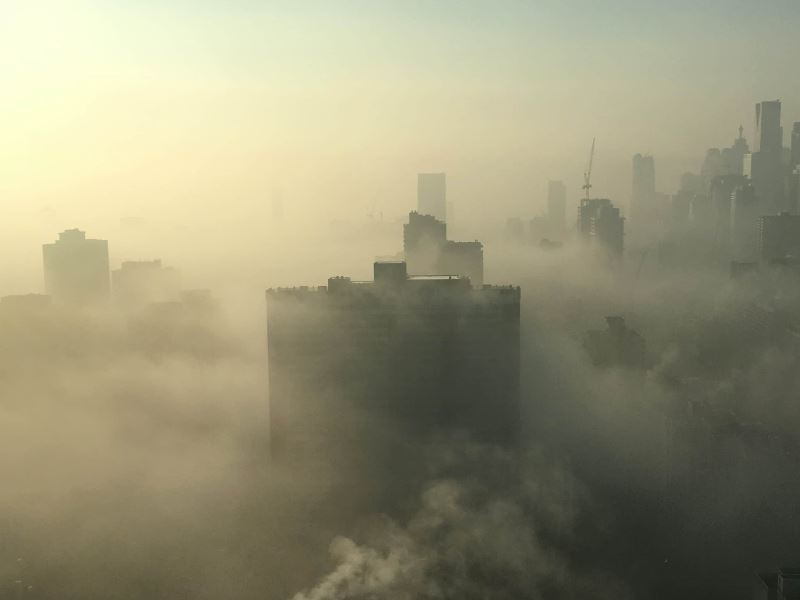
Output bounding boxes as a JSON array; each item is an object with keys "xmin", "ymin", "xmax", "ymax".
[
  {"xmin": 547, "ymin": 180, "xmax": 567, "ymax": 235},
  {"xmin": 417, "ymin": 173, "xmax": 447, "ymax": 222},
  {"xmin": 578, "ymin": 198, "xmax": 624, "ymax": 257},
  {"xmin": 731, "ymin": 181, "xmax": 760, "ymax": 260},
  {"xmin": 111, "ymin": 260, "xmax": 180, "ymax": 309},
  {"xmin": 266, "ymin": 260, "xmax": 520, "ymax": 461},
  {"xmin": 710, "ymin": 174, "xmax": 747, "ymax": 252},
  {"xmin": 722, "ymin": 125, "xmax": 750, "ymax": 176},
  {"xmin": 403, "ymin": 211, "xmax": 483, "ymax": 286},
  {"xmin": 42, "ymin": 229, "xmax": 109, "ymax": 305},
  {"xmin": 791, "ymin": 122, "xmax": 800, "ymax": 169},
  {"xmin": 441, "ymin": 241, "xmax": 483, "ymax": 288},
  {"xmin": 758, "ymin": 212, "xmax": 800, "ymax": 262},
  {"xmin": 403, "ymin": 211, "xmax": 446, "ymax": 275},
  {"xmin": 747, "ymin": 100, "xmax": 785, "ymax": 212}
]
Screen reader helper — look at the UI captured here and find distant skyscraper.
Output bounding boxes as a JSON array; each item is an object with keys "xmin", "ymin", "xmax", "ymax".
[
  {"xmin": 730, "ymin": 181, "xmax": 759, "ymax": 260},
  {"xmin": 546, "ymin": 180, "xmax": 567, "ymax": 235},
  {"xmin": 441, "ymin": 241, "xmax": 484, "ymax": 288},
  {"xmin": 111, "ymin": 260, "xmax": 180, "ymax": 309},
  {"xmin": 266, "ymin": 260, "xmax": 520, "ymax": 461},
  {"xmin": 403, "ymin": 211, "xmax": 483, "ymax": 286},
  {"xmin": 631, "ymin": 154, "xmax": 656, "ymax": 223},
  {"xmin": 722, "ymin": 125, "xmax": 750, "ymax": 176},
  {"xmin": 748, "ymin": 100, "xmax": 785, "ymax": 212},
  {"xmin": 42, "ymin": 229, "xmax": 109, "ymax": 305},
  {"xmin": 710, "ymin": 174, "xmax": 747, "ymax": 252},
  {"xmin": 578, "ymin": 198, "xmax": 624, "ymax": 257},
  {"xmin": 403, "ymin": 211, "xmax": 447, "ymax": 275},
  {"xmin": 417, "ymin": 173, "xmax": 447, "ymax": 221},
  {"xmin": 758, "ymin": 212, "xmax": 800, "ymax": 262},
  {"xmin": 755, "ymin": 100, "xmax": 782, "ymax": 153},
  {"xmin": 791, "ymin": 122, "xmax": 800, "ymax": 168}
]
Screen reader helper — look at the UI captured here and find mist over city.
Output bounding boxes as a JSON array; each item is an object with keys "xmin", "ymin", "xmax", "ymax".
[{"xmin": 2, "ymin": 2, "xmax": 800, "ymax": 600}]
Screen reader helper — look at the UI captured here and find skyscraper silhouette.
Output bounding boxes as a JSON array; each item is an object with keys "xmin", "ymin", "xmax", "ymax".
[
  {"xmin": 267, "ymin": 260, "xmax": 520, "ymax": 461},
  {"xmin": 747, "ymin": 100, "xmax": 785, "ymax": 212},
  {"xmin": 42, "ymin": 229, "xmax": 109, "ymax": 305}
]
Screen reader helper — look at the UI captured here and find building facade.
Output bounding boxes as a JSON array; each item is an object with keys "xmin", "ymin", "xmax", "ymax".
[
  {"xmin": 266, "ymin": 261, "xmax": 520, "ymax": 461},
  {"xmin": 42, "ymin": 229, "xmax": 110, "ymax": 305},
  {"xmin": 578, "ymin": 198, "xmax": 625, "ymax": 257}
]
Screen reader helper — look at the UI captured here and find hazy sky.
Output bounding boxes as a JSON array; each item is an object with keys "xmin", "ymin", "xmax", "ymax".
[{"xmin": 1, "ymin": 1, "xmax": 799, "ymax": 260}]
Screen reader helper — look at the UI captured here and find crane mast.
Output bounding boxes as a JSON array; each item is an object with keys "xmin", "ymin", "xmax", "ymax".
[{"xmin": 582, "ymin": 138, "xmax": 595, "ymax": 199}]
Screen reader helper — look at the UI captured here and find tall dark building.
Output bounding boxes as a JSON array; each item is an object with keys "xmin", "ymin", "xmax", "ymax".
[
  {"xmin": 42, "ymin": 229, "xmax": 109, "ymax": 305},
  {"xmin": 731, "ymin": 181, "xmax": 759, "ymax": 260},
  {"xmin": 755, "ymin": 100, "xmax": 783, "ymax": 153},
  {"xmin": 631, "ymin": 154, "xmax": 656, "ymax": 223},
  {"xmin": 747, "ymin": 100, "xmax": 785, "ymax": 212},
  {"xmin": 578, "ymin": 198, "xmax": 624, "ymax": 257},
  {"xmin": 403, "ymin": 211, "xmax": 483, "ymax": 286},
  {"xmin": 266, "ymin": 260, "xmax": 520, "ymax": 461},
  {"xmin": 709, "ymin": 174, "xmax": 747, "ymax": 252},
  {"xmin": 722, "ymin": 125, "xmax": 750, "ymax": 176},
  {"xmin": 758, "ymin": 212, "xmax": 800, "ymax": 262},
  {"xmin": 403, "ymin": 211, "xmax": 447, "ymax": 275},
  {"xmin": 547, "ymin": 180, "xmax": 567, "ymax": 235},
  {"xmin": 417, "ymin": 173, "xmax": 447, "ymax": 221},
  {"xmin": 792, "ymin": 122, "xmax": 800, "ymax": 169}
]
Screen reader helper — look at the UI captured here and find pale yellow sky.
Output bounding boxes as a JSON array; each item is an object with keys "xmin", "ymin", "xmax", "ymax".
[{"xmin": 1, "ymin": 0, "xmax": 798, "ymax": 292}]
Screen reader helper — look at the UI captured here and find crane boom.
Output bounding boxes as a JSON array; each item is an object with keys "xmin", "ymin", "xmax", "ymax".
[{"xmin": 582, "ymin": 138, "xmax": 595, "ymax": 199}]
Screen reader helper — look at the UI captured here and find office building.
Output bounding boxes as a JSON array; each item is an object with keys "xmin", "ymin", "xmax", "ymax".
[
  {"xmin": 266, "ymin": 260, "xmax": 520, "ymax": 461},
  {"xmin": 111, "ymin": 260, "xmax": 180, "ymax": 309},
  {"xmin": 710, "ymin": 174, "xmax": 747, "ymax": 251},
  {"xmin": 578, "ymin": 198, "xmax": 624, "ymax": 257},
  {"xmin": 755, "ymin": 100, "xmax": 783, "ymax": 153},
  {"xmin": 731, "ymin": 181, "xmax": 760, "ymax": 260},
  {"xmin": 631, "ymin": 154, "xmax": 656, "ymax": 223},
  {"xmin": 417, "ymin": 173, "xmax": 447, "ymax": 221},
  {"xmin": 747, "ymin": 100, "xmax": 785, "ymax": 212},
  {"xmin": 758, "ymin": 212, "xmax": 800, "ymax": 262},
  {"xmin": 403, "ymin": 211, "xmax": 483, "ymax": 286},
  {"xmin": 441, "ymin": 241, "xmax": 483, "ymax": 287},
  {"xmin": 791, "ymin": 122, "xmax": 800, "ymax": 169},
  {"xmin": 722, "ymin": 125, "xmax": 750, "ymax": 176},
  {"xmin": 42, "ymin": 229, "xmax": 110, "ymax": 305},
  {"xmin": 547, "ymin": 180, "xmax": 567, "ymax": 235},
  {"xmin": 403, "ymin": 211, "xmax": 447, "ymax": 275}
]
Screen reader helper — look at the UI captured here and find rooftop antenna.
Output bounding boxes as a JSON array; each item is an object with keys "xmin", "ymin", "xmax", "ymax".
[{"xmin": 582, "ymin": 138, "xmax": 596, "ymax": 199}]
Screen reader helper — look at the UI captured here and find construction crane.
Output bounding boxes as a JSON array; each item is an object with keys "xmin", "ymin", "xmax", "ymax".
[{"xmin": 582, "ymin": 138, "xmax": 596, "ymax": 199}]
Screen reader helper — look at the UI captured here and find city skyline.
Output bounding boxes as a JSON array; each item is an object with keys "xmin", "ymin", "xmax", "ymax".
[{"xmin": 3, "ymin": 4, "xmax": 800, "ymax": 600}]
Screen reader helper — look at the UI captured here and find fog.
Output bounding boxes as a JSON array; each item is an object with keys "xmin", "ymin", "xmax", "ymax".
[{"xmin": 3, "ymin": 2, "xmax": 800, "ymax": 600}]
